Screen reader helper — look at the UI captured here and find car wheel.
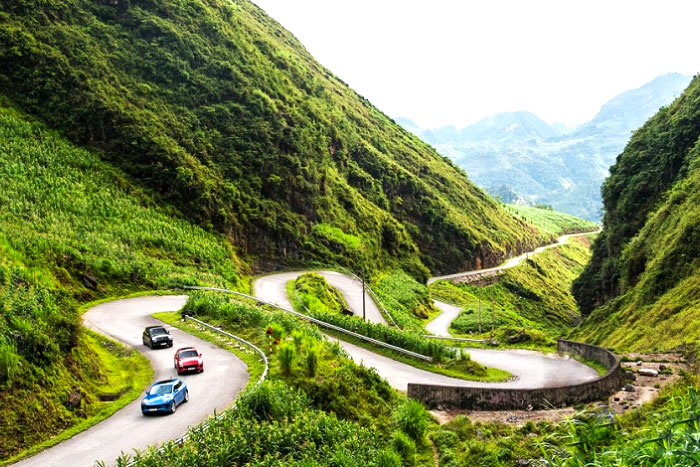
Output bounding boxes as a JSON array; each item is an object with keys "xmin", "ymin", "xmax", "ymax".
[
  {"xmin": 170, "ymin": 401, "xmax": 176, "ymax": 414},
  {"xmin": 168, "ymin": 342, "xmax": 173, "ymax": 348},
  {"xmin": 184, "ymin": 390, "xmax": 189, "ymax": 403}
]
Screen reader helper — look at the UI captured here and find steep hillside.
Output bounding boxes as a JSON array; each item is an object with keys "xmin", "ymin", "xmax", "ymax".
[
  {"xmin": 0, "ymin": 101, "xmax": 244, "ymax": 458},
  {"xmin": 0, "ymin": 0, "xmax": 542, "ymax": 278},
  {"xmin": 401, "ymin": 73, "xmax": 692, "ymax": 220},
  {"xmin": 431, "ymin": 236, "xmax": 593, "ymax": 346},
  {"xmin": 572, "ymin": 76, "xmax": 700, "ymax": 351}
]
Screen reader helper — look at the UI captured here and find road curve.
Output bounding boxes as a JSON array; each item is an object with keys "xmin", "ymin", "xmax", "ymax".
[
  {"xmin": 425, "ymin": 300, "xmax": 462, "ymax": 338},
  {"xmin": 427, "ymin": 231, "xmax": 597, "ymax": 285},
  {"xmin": 253, "ymin": 270, "xmax": 387, "ymax": 325},
  {"xmin": 426, "ymin": 231, "xmax": 598, "ymax": 337},
  {"xmin": 15, "ymin": 296, "xmax": 249, "ymax": 467},
  {"xmin": 253, "ymin": 271, "xmax": 598, "ymax": 391}
]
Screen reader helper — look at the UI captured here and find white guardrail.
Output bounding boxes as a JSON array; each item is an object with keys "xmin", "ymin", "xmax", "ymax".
[
  {"xmin": 124, "ymin": 315, "xmax": 268, "ymax": 467},
  {"xmin": 183, "ymin": 285, "xmax": 433, "ymax": 362}
]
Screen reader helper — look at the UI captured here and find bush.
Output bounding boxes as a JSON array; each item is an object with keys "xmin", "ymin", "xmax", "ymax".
[
  {"xmin": 0, "ymin": 342, "xmax": 21, "ymax": 385},
  {"xmin": 394, "ymin": 400, "xmax": 429, "ymax": 442},
  {"xmin": 236, "ymin": 380, "xmax": 307, "ymax": 421},
  {"xmin": 278, "ymin": 341, "xmax": 296, "ymax": 376},
  {"xmin": 392, "ymin": 431, "xmax": 416, "ymax": 466},
  {"xmin": 305, "ymin": 341, "xmax": 320, "ymax": 377},
  {"xmin": 376, "ymin": 449, "xmax": 402, "ymax": 467}
]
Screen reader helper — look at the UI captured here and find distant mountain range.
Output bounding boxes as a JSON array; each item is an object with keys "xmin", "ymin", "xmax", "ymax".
[{"xmin": 397, "ymin": 73, "xmax": 693, "ymax": 220}]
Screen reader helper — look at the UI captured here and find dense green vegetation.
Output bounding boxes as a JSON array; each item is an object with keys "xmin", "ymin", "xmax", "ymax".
[
  {"xmin": 430, "ymin": 372, "xmax": 700, "ymax": 466},
  {"xmin": 1, "ymin": 328, "xmax": 152, "ymax": 462},
  {"xmin": 292, "ymin": 273, "xmax": 350, "ymax": 316},
  {"xmin": 506, "ymin": 205, "xmax": 599, "ymax": 236},
  {"xmin": 0, "ymin": 95, "xmax": 242, "ymax": 459},
  {"xmin": 430, "ymin": 237, "xmax": 592, "ymax": 346},
  {"xmin": 373, "ymin": 270, "xmax": 439, "ymax": 331},
  {"xmin": 0, "ymin": 0, "xmax": 544, "ymax": 281},
  {"xmin": 573, "ymin": 76, "xmax": 700, "ymax": 351},
  {"xmin": 132, "ymin": 291, "xmax": 435, "ymax": 466}
]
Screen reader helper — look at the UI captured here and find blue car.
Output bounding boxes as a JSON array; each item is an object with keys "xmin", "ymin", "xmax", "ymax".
[{"xmin": 141, "ymin": 378, "xmax": 189, "ymax": 415}]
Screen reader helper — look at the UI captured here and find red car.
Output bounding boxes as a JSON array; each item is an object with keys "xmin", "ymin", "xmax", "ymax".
[{"xmin": 174, "ymin": 347, "xmax": 204, "ymax": 374}]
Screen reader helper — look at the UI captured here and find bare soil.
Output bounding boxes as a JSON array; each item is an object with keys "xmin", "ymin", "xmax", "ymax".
[{"xmin": 430, "ymin": 353, "xmax": 687, "ymax": 426}]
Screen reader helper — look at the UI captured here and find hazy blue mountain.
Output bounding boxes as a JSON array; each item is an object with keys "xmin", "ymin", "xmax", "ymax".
[
  {"xmin": 399, "ymin": 73, "xmax": 693, "ymax": 220},
  {"xmin": 485, "ymin": 185, "xmax": 535, "ymax": 206}
]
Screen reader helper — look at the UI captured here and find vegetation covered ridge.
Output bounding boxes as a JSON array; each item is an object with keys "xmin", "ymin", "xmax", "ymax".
[
  {"xmin": 0, "ymin": 0, "xmax": 544, "ymax": 280},
  {"xmin": 430, "ymin": 236, "xmax": 593, "ymax": 348},
  {"xmin": 572, "ymin": 75, "xmax": 700, "ymax": 351},
  {"xmin": 0, "ymin": 98, "xmax": 242, "ymax": 459}
]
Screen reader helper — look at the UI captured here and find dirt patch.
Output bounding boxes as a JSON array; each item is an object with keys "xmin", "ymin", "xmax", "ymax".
[
  {"xmin": 430, "ymin": 353, "xmax": 687, "ymax": 425},
  {"xmin": 608, "ymin": 356, "xmax": 684, "ymax": 414}
]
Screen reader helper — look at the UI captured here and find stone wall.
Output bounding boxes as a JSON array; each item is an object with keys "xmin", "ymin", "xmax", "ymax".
[{"xmin": 408, "ymin": 339, "xmax": 623, "ymax": 410}]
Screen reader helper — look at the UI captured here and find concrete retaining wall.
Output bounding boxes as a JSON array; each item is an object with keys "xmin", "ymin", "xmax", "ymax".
[{"xmin": 408, "ymin": 339, "xmax": 623, "ymax": 410}]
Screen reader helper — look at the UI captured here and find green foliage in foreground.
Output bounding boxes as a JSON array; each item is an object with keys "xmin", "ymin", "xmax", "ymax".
[
  {"xmin": 120, "ymin": 381, "xmax": 401, "ymax": 467},
  {"xmin": 430, "ymin": 237, "xmax": 592, "ymax": 345},
  {"xmin": 506, "ymin": 205, "xmax": 598, "ymax": 236},
  {"xmin": 135, "ymin": 292, "xmax": 436, "ymax": 466},
  {"xmin": 1, "ymin": 330, "xmax": 152, "ymax": 463},
  {"xmin": 373, "ymin": 270, "xmax": 439, "ymax": 332},
  {"xmin": 573, "ymin": 76, "xmax": 700, "ymax": 351},
  {"xmin": 0, "ymin": 0, "xmax": 544, "ymax": 280},
  {"xmin": 430, "ymin": 372, "xmax": 700, "ymax": 467}
]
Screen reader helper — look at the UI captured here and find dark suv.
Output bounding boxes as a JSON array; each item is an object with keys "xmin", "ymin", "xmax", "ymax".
[{"xmin": 142, "ymin": 325, "xmax": 173, "ymax": 349}]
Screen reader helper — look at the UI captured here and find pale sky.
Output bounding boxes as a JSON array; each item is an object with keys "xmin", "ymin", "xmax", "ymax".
[{"xmin": 252, "ymin": 0, "xmax": 700, "ymax": 129}]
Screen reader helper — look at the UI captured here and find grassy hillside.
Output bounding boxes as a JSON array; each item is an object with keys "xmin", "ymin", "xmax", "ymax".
[
  {"xmin": 430, "ymin": 236, "xmax": 593, "ymax": 346},
  {"xmin": 574, "ymin": 76, "xmax": 700, "ymax": 316},
  {"xmin": 506, "ymin": 205, "xmax": 598, "ymax": 236},
  {"xmin": 0, "ymin": 101, "xmax": 245, "ymax": 458},
  {"xmin": 573, "ymin": 76, "xmax": 700, "ymax": 351},
  {"xmin": 0, "ymin": 0, "xmax": 543, "ymax": 279}
]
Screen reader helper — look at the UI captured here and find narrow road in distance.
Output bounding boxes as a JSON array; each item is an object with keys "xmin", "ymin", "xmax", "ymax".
[{"xmin": 426, "ymin": 231, "xmax": 598, "ymax": 337}]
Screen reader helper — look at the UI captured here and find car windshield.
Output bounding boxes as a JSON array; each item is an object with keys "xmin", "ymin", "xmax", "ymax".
[
  {"xmin": 149, "ymin": 384, "xmax": 173, "ymax": 395},
  {"xmin": 179, "ymin": 350, "xmax": 198, "ymax": 358},
  {"xmin": 150, "ymin": 328, "xmax": 167, "ymax": 336}
]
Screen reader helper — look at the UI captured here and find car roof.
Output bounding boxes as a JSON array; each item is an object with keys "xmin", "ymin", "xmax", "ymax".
[
  {"xmin": 153, "ymin": 378, "xmax": 181, "ymax": 386},
  {"xmin": 145, "ymin": 325, "xmax": 166, "ymax": 331},
  {"xmin": 177, "ymin": 346, "xmax": 196, "ymax": 352}
]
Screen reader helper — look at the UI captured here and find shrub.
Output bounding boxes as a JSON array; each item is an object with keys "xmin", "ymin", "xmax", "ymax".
[
  {"xmin": 394, "ymin": 400, "xmax": 429, "ymax": 442},
  {"xmin": 305, "ymin": 341, "xmax": 320, "ymax": 377},
  {"xmin": 236, "ymin": 380, "xmax": 307, "ymax": 421},
  {"xmin": 391, "ymin": 431, "xmax": 416, "ymax": 466},
  {"xmin": 278, "ymin": 341, "xmax": 296, "ymax": 376},
  {"xmin": 0, "ymin": 342, "xmax": 21, "ymax": 385},
  {"xmin": 376, "ymin": 449, "xmax": 402, "ymax": 467}
]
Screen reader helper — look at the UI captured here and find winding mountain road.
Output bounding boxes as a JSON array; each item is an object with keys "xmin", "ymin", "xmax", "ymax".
[
  {"xmin": 253, "ymin": 270, "xmax": 387, "ymax": 325},
  {"xmin": 15, "ymin": 296, "xmax": 249, "ymax": 467},
  {"xmin": 428, "ymin": 231, "xmax": 595, "ymax": 285},
  {"xmin": 427, "ymin": 231, "xmax": 597, "ymax": 337},
  {"xmin": 253, "ymin": 269, "xmax": 598, "ymax": 391}
]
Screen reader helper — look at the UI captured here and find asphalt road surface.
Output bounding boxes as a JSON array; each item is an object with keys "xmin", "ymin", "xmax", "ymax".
[
  {"xmin": 15, "ymin": 296, "xmax": 249, "ymax": 467},
  {"xmin": 428, "ymin": 231, "xmax": 597, "ymax": 285},
  {"xmin": 253, "ymin": 271, "xmax": 598, "ymax": 391},
  {"xmin": 253, "ymin": 270, "xmax": 387, "ymax": 325}
]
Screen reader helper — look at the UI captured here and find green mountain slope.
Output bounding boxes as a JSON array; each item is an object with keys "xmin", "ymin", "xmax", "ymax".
[
  {"xmin": 572, "ymin": 76, "xmax": 700, "ymax": 351},
  {"xmin": 0, "ymin": 0, "xmax": 541, "ymax": 279},
  {"xmin": 0, "ymin": 101, "xmax": 243, "ymax": 458}
]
